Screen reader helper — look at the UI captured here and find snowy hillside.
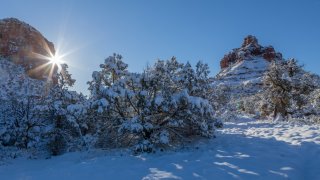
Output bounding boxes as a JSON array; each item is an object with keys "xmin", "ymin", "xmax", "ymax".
[
  {"xmin": 214, "ymin": 57, "xmax": 269, "ymax": 95},
  {"xmin": 0, "ymin": 116, "xmax": 319, "ymax": 180},
  {"xmin": 213, "ymin": 35, "xmax": 283, "ymax": 97},
  {"xmin": 0, "ymin": 59, "xmax": 17, "ymax": 97},
  {"xmin": 0, "ymin": 58, "xmax": 47, "ymax": 98}
]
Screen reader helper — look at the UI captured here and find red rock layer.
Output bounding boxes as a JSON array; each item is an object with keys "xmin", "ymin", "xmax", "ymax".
[{"xmin": 220, "ymin": 35, "xmax": 282, "ymax": 69}]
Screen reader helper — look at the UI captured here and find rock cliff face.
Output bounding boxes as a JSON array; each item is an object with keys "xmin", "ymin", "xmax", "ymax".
[
  {"xmin": 220, "ymin": 35, "xmax": 282, "ymax": 69},
  {"xmin": 214, "ymin": 35, "xmax": 284, "ymax": 96},
  {"xmin": 0, "ymin": 18, "xmax": 57, "ymax": 81}
]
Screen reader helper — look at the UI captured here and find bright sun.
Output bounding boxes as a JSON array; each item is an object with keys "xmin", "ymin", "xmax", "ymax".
[
  {"xmin": 31, "ymin": 38, "xmax": 73, "ymax": 82},
  {"xmin": 49, "ymin": 55, "xmax": 63, "ymax": 65}
]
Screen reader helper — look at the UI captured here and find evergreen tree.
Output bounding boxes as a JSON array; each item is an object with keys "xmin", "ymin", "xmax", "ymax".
[
  {"xmin": 88, "ymin": 55, "xmax": 218, "ymax": 152},
  {"xmin": 263, "ymin": 59, "xmax": 316, "ymax": 120}
]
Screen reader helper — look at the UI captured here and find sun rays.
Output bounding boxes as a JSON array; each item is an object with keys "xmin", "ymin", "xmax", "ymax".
[
  {"xmin": 29, "ymin": 41, "xmax": 69, "ymax": 83},
  {"xmin": 25, "ymin": 21, "xmax": 86, "ymax": 84},
  {"xmin": 49, "ymin": 54, "xmax": 64, "ymax": 66}
]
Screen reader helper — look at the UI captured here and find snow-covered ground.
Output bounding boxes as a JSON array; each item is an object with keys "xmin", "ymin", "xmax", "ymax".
[{"xmin": 1, "ymin": 116, "xmax": 319, "ymax": 180}]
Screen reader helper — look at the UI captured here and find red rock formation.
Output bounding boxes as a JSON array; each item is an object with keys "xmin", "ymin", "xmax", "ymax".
[
  {"xmin": 262, "ymin": 46, "xmax": 277, "ymax": 62},
  {"xmin": 241, "ymin": 35, "xmax": 260, "ymax": 49},
  {"xmin": 0, "ymin": 18, "xmax": 57, "ymax": 81},
  {"xmin": 220, "ymin": 35, "xmax": 282, "ymax": 69}
]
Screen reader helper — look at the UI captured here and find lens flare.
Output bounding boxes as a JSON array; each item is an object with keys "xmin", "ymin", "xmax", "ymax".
[
  {"xmin": 29, "ymin": 32, "xmax": 80, "ymax": 83},
  {"xmin": 49, "ymin": 54, "xmax": 63, "ymax": 66}
]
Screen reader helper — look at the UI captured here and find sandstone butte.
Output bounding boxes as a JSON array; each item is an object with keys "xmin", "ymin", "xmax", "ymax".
[
  {"xmin": 220, "ymin": 35, "xmax": 283, "ymax": 69},
  {"xmin": 0, "ymin": 18, "xmax": 57, "ymax": 82}
]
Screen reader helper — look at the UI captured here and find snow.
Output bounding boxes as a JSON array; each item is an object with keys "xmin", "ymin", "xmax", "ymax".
[
  {"xmin": 154, "ymin": 95, "xmax": 163, "ymax": 106},
  {"xmin": 213, "ymin": 58, "xmax": 270, "ymax": 95},
  {"xmin": 1, "ymin": 116, "xmax": 319, "ymax": 180},
  {"xmin": 159, "ymin": 130, "xmax": 169, "ymax": 144},
  {"xmin": 0, "ymin": 59, "xmax": 47, "ymax": 98},
  {"xmin": 218, "ymin": 58, "xmax": 269, "ymax": 79}
]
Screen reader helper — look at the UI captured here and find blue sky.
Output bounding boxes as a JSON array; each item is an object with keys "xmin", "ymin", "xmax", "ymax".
[{"xmin": 1, "ymin": 0, "xmax": 320, "ymax": 94}]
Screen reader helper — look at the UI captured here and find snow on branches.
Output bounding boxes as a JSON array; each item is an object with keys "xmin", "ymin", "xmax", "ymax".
[
  {"xmin": 88, "ymin": 54, "xmax": 218, "ymax": 152},
  {"xmin": 262, "ymin": 58, "xmax": 318, "ymax": 120}
]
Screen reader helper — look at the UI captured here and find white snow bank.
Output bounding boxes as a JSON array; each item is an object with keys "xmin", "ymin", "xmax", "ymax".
[{"xmin": 222, "ymin": 116, "xmax": 320, "ymax": 145}]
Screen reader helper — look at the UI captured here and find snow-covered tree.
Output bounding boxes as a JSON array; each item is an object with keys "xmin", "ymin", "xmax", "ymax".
[
  {"xmin": 43, "ymin": 63, "xmax": 88, "ymax": 155},
  {"xmin": 88, "ymin": 55, "xmax": 218, "ymax": 152},
  {"xmin": 262, "ymin": 59, "xmax": 317, "ymax": 120},
  {"xmin": 0, "ymin": 58, "xmax": 85, "ymax": 156},
  {"xmin": 88, "ymin": 53, "xmax": 128, "ymax": 99},
  {"xmin": 0, "ymin": 69, "xmax": 49, "ymax": 150},
  {"xmin": 194, "ymin": 61, "xmax": 213, "ymax": 98}
]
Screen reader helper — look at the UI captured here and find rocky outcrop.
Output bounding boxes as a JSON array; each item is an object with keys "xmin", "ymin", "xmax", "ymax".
[
  {"xmin": 214, "ymin": 35, "xmax": 285, "ymax": 97},
  {"xmin": 220, "ymin": 35, "xmax": 282, "ymax": 69},
  {"xmin": 0, "ymin": 18, "xmax": 57, "ymax": 81}
]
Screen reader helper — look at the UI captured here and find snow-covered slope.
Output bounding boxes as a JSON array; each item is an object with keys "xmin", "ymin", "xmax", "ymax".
[
  {"xmin": 0, "ymin": 58, "xmax": 47, "ymax": 98},
  {"xmin": 214, "ymin": 57, "xmax": 269, "ymax": 95},
  {"xmin": 0, "ymin": 58, "xmax": 24, "ymax": 97},
  {"xmin": 0, "ymin": 60, "xmax": 9, "ymax": 86},
  {"xmin": 1, "ymin": 116, "xmax": 319, "ymax": 180},
  {"xmin": 213, "ymin": 35, "xmax": 283, "ymax": 96}
]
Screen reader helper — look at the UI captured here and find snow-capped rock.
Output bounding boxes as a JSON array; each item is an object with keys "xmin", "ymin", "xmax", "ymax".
[
  {"xmin": 214, "ymin": 35, "xmax": 284, "ymax": 96},
  {"xmin": 220, "ymin": 35, "xmax": 282, "ymax": 69}
]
